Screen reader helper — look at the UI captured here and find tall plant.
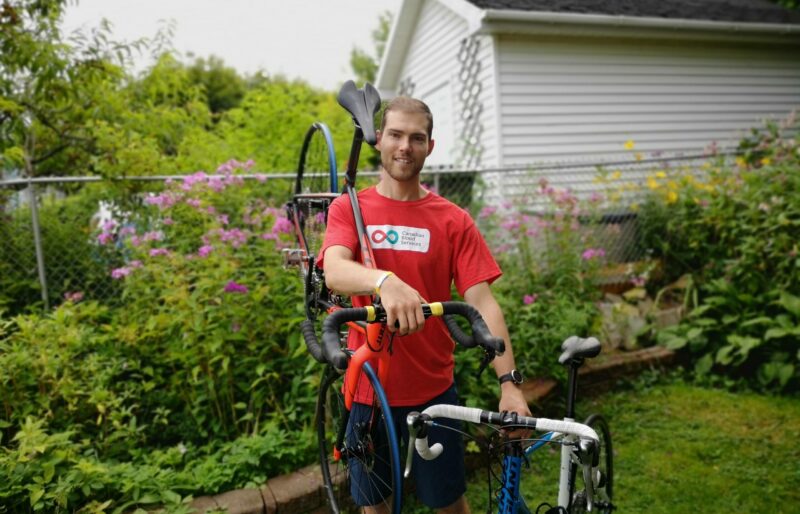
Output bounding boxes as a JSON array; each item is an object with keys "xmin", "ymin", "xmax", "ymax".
[{"xmin": 637, "ymin": 114, "xmax": 800, "ymax": 392}]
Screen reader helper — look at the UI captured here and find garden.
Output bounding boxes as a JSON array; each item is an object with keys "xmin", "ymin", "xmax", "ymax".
[
  {"xmin": 1, "ymin": 115, "xmax": 799, "ymax": 512},
  {"xmin": 2, "ymin": 1, "xmax": 800, "ymax": 512}
]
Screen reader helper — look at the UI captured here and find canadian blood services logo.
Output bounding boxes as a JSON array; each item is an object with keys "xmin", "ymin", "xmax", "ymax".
[
  {"xmin": 371, "ymin": 229, "xmax": 400, "ymax": 245},
  {"xmin": 366, "ymin": 225, "xmax": 430, "ymax": 253}
]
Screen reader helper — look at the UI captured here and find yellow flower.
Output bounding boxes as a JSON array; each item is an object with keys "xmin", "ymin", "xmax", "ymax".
[
  {"xmin": 647, "ymin": 176, "xmax": 659, "ymax": 190},
  {"xmin": 635, "ymin": 152, "xmax": 644, "ymax": 162},
  {"xmin": 624, "ymin": 140, "xmax": 635, "ymax": 151},
  {"xmin": 735, "ymin": 156, "xmax": 747, "ymax": 168},
  {"xmin": 666, "ymin": 190, "xmax": 679, "ymax": 204},
  {"xmin": 610, "ymin": 170, "xmax": 622, "ymax": 180},
  {"xmin": 667, "ymin": 180, "xmax": 679, "ymax": 190},
  {"xmin": 655, "ymin": 171, "xmax": 667, "ymax": 179},
  {"xmin": 761, "ymin": 157, "xmax": 772, "ymax": 166},
  {"xmin": 630, "ymin": 203, "xmax": 640, "ymax": 212}
]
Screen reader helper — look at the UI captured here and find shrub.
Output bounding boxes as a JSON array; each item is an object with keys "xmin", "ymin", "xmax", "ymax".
[
  {"xmin": 637, "ymin": 114, "xmax": 800, "ymax": 392},
  {"xmin": 0, "ymin": 162, "xmax": 317, "ymax": 512}
]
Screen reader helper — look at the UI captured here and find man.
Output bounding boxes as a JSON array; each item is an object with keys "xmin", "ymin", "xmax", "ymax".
[{"xmin": 320, "ymin": 97, "xmax": 530, "ymax": 513}]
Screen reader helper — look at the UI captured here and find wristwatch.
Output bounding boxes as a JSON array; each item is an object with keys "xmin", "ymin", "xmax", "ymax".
[{"xmin": 498, "ymin": 369, "xmax": 524, "ymax": 386}]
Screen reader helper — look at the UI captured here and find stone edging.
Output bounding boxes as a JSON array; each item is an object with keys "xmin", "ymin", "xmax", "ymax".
[{"xmin": 188, "ymin": 346, "xmax": 676, "ymax": 514}]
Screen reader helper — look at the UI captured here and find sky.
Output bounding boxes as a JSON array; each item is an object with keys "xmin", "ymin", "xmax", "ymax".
[{"xmin": 61, "ymin": 0, "xmax": 402, "ymax": 91}]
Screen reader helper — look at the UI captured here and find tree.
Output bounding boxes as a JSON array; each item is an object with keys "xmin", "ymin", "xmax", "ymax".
[
  {"xmin": 186, "ymin": 54, "xmax": 247, "ymax": 116},
  {"xmin": 0, "ymin": 0, "xmax": 140, "ymax": 178},
  {"xmin": 215, "ymin": 77, "xmax": 354, "ymax": 172},
  {"xmin": 349, "ymin": 10, "xmax": 392, "ymax": 86}
]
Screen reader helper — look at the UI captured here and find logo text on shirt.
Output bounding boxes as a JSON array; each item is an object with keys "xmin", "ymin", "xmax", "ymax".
[{"xmin": 367, "ymin": 225, "xmax": 430, "ymax": 253}]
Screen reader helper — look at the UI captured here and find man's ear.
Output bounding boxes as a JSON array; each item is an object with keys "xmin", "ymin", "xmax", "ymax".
[
  {"xmin": 427, "ymin": 138, "xmax": 435, "ymax": 156},
  {"xmin": 375, "ymin": 130, "xmax": 382, "ymax": 150}
]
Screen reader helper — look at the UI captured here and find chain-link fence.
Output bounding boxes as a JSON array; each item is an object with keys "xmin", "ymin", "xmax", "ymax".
[{"xmin": 0, "ymin": 156, "xmax": 711, "ymax": 313}]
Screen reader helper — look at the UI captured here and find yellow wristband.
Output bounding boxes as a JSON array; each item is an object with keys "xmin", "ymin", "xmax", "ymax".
[{"xmin": 374, "ymin": 271, "xmax": 395, "ymax": 295}]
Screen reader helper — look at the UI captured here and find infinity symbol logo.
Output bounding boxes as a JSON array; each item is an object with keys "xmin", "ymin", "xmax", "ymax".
[{"xmin": 371, "ymin": 229, "xmax": 400, "ymax": 244}]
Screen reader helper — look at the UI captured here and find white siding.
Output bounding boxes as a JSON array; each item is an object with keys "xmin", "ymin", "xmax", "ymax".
[
  {"xmin": 395, "ymin": 0, "xmax": 500, "ymax": 168},
  {"xmin": 496, "ymin": 36, "xmax": 800, "ymax": 165}
]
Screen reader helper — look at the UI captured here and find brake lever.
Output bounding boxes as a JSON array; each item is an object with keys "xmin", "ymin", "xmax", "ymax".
[{"xmin": 474, "ymin": 349, "xmax": 495, "ymax": 378}]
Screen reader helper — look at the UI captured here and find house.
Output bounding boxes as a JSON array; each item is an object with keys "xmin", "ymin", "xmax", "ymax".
[{"xmin": 376, "ymin": 0, "xmax": 800, "ymax": 169}]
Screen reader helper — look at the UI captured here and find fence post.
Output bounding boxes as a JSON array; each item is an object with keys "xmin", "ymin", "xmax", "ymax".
[{"xmin": 28, "ymin": 181, "xmax": 49, "ymax": 310}]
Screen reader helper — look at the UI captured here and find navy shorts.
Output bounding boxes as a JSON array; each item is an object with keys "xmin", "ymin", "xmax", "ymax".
[{"xmin": 348, "ymin": 384, "xmax": 466, "ymax": 509}]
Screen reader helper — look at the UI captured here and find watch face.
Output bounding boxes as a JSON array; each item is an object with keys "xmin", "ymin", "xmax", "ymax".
[{"xmin": 511, "ymin": 370, "xmax": 523, "ymax": 384}]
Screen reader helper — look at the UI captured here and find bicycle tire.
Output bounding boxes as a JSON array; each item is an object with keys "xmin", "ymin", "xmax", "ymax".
[
  {"xmin": 290, "ymin": 122, "xmax": 338, "ymax": 319},
  {"xmin": 317, "ymin": 363, "xmax": 402, "ymax": 514},
  {"xmin": 296, "ymin": 121, "xmax": 338, "ymax": 196},
  {"xmin": 569, "ymin": 414, "xmax": 613, "ymax": 513}
]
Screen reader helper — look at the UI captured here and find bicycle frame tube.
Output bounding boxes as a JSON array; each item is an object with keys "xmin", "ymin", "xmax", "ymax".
[
  {"xmin": 497, "ymin": 444, "xmax": 529, "ymax": 514},
  {"xmin": 558, "ymin": 423, "xmax": 577, "ymax": 509}
]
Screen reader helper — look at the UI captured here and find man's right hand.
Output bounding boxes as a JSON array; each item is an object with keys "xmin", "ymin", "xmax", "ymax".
[
  {"xmin": 377, "ymin": 273, "xmax": 426, "ymax": 335},
  {"xmin": 323, "ymin": 245, "xmax": 426, "ymax": 335}
]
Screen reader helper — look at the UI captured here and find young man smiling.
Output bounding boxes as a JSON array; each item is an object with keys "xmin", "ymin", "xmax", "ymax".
[{"xmin": 320, "ymin": 97, "xmax": 530, "ymax": 514}]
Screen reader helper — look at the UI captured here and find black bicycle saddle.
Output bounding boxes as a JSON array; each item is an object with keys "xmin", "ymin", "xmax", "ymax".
[
  {"xmin": 337, "ymin": 80, "xmax": 382, "ymax": 146},
  {"xmin": 558, "ymin": 336, "xmax": 601, "ymax": 364}
]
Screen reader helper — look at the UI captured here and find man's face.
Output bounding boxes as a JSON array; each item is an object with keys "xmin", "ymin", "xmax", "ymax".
[{"xmin": 376, "ymin": 110, "xmax": 434, "ymax": 183}]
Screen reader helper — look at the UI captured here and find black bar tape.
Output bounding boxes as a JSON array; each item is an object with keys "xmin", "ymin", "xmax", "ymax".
[
  {"xmin": 321, "ymin": 308, "xmax": 369, "ymax": 370},
  {"xmin": 300, "ymin": 319, "xmax": 325, "ymax": 364},
  {"xmin": 440, "ymin": 302, "xmax": 506, "ymax": 355}
]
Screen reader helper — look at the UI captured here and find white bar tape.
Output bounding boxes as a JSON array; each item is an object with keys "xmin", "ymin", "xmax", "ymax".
[
  {"xmin": 534, "ymin": 418, "xmax": 599, "ymax": 442},
  {"xmin": 414, "ymin": 405, "xmax": 483, "ymax": 460}
]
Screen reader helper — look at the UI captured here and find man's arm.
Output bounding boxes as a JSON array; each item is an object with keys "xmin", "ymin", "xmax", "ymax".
[
  {"xmin": 323, "ymin": 245, "xmax": 427, "ymax": 335},
  {"xmin": 463, "ymin": 281, "xmax": 531, "ymax": 419}
]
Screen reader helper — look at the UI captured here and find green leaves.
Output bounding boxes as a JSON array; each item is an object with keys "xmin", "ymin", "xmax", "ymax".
[{"xmin": 636, "ymin": 114, "xmax": 800, "ymax": 393}]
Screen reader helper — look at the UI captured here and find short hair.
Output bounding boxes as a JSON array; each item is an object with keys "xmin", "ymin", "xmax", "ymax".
[{"xmin": 380, "ymin": 96, "xmax": 434, "ymax": 139}]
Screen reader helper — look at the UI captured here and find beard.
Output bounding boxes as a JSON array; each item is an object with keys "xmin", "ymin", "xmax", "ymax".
[{"xmin": 381, "ymin": 155, "xmax": 423, "ymax": 182}]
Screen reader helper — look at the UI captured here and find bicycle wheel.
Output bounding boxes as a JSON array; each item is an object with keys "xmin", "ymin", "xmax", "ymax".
[
  {"xmin": 317, "ymin": 363, "xmax": 402, "ymax": 514},
  {"xmin": 296, "ymin": 121, "xmax": 338, "ymax": 196},
  {"xmin": 288, "ymin": 122, "xmax": 339, "ymax": 319},
  {"xmin": 569, "ymin": 414, "xmax": 613, "ymax": 513}
]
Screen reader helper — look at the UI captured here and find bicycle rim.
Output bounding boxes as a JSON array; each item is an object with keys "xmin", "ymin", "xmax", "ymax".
[
  {"xmin": 297, "ymin": 122, "xmax": 338, "ymax": 195},
  {"xmin": 568, "ymin": 414, "xmax": 613, "ymax": 513},
  {"xmin": 317, "ymin": 363, "xmax": 402, "ymax": 514},
  {"xmin": 292, "ymin": 122, "xmax": 338, "ymax": 319}
]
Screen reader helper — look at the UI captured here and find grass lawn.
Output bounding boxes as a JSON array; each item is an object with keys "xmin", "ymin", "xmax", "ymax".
[{"xmin": 406, "ymin": 376, "xmax": 800, "ymax": 513}]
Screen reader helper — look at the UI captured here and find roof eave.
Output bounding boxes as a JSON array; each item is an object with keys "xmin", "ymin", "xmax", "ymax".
[
  {"xmin": 477, "ymin": 9, "xmax": 800, "ymax": 44},
  {"xmin": 377, "ymin": 0, "xmax": 484, "ymax": 96}
]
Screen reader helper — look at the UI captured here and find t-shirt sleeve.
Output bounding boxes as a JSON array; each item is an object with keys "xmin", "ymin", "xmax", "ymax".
[
  {"xmin": 317, "ymin": 195, "xmax": 357, "ymax": 269},
  {"xmin": 452, "ymin": 216, "xmax": 502, "ymax": 296}
]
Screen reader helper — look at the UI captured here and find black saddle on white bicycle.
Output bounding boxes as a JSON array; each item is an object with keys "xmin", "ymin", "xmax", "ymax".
[{"xmin": 558, "ymin": 336, "xmax": 601, "ymax": 364}]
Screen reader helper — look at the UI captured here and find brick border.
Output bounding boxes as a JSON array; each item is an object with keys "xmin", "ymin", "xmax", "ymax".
[{"xmin": 188, "ymin": 346, "xmax": 675, "ymax": 514}]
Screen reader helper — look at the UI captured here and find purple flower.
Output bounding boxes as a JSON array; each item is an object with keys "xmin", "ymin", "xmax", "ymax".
[
  {"xmin": 272, "ymin": 216, "xmax": 293, "ymax": 234},
  {"xmin": 162, "ymin": 217, "xmax": 174, "ymax": 226},
  {"xmin": 97, "ymin": 232, "xmax": 114, "ymax": 245},
  {"xmin": 149, "ymin": 248, "xmax": 170, "ymax": 257},
  {"xmin": 111, "ymin": 267, "xmax": 132, "ymax": 279},
  {"xmin": 523, "ymin": 294, "xmax": 538, "ymax": 305},
  {"xmin": 217, "ymin": 214, "xmax": 229, "ymax": 225},
  {"xmin": 581, "ymin": 248, "xmax": 606, "ymax": 261},
  {"xmin": 479, "ymin": 206, "xmax": 497, "ymax": 219},
  {"xmin": 198, "ymin": 245, "xmax": 214, "ymax": 257},
  {"xmin": 63, "ymin": 291, "xmax": 84, "ymax": 302},
  {"xmin": 143, "ymin": 230, "xmax": 164, "ymax": 242},
  {"xmin": 224, "ymin": 281, "xmax": 248, "ymax": 294},
  {"xmin": 255, "ymin": 173, "xmax": 267, "ymax": 183}
]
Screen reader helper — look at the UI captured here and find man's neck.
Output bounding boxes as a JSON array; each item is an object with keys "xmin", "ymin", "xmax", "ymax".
[{"xmin": 375, "ymin": 171, "xmax": 428, "ymax": 201}]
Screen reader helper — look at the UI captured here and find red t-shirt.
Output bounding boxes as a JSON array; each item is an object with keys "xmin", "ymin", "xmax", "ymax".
[{"xmin": 319, "ymin": 186, "xmax": 502, "ymax": 406}]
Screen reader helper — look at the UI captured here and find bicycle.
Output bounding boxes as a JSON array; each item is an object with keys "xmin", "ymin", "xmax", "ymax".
[
  {"xmin": 284, "ymin": 81, "xmax": 504, "ymax": 514},
  {"xmin": 405, "ymin": 335, "xmax": 615, "ymax": 514}
]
